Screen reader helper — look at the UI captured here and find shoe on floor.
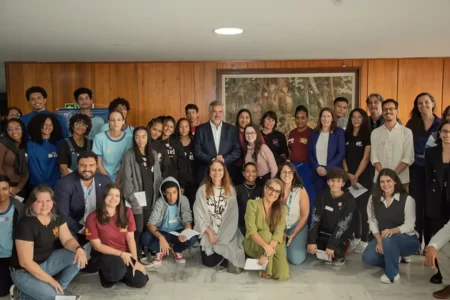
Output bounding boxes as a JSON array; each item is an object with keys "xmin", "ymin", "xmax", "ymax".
[
  {"xmin": 349, "ymin": 238, "xmax": 361, "ymax": 252},
  {"xmin": 139, "ymin": 257, "xmax": 151, "ymax": 266},
  {"xmin": 172, "ymin": 249, "xmax": 186, "ymax": 264},
  {"xmin": 332, "ymin": 257, "xmax": 346, "ymax": 266},
  {"xmin": 151, "ymin": 252, "xmax": 164, "ymax": 267},
  {"xmin": 380, "ymin": 273, "xmax": 400, "ymax": 284},
  {"xmin": 400, "ymin": 256, "xmax": 411, "ymax": 263},
  {"xmin": 433, "ymin": 285, "xmax": 450, "ymax": 299},
  {"xmin": 430, "ymin": 273, "xmax": 443, "ymax": 284},
  {"xmin": 353, "ymin": 241, "xmax": 368, "ymax": 254}
]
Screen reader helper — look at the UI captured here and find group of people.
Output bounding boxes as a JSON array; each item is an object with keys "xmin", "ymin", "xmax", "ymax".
[{"xmin": 1, "ymin": 86, "xmax": 450, "ymax": 299}]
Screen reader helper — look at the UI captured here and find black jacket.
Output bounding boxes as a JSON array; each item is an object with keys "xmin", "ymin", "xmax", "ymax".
[
  {"xmin": 151, "ymin": 139, "xmax": 171, "ymax": 178},
  {"xmin": 425, "ymin": 145, "xmax": 450, "ymax": 219},
  {"xmin": 161, "ymin": 136, "xmax": 186, "ymax": 180},
  {"xmin": 261, "ymin": 130, "xmax": 289, "ymax": 166},
  {"xmin": 307, "ymin": 190, "xmax": 356, "ymax": 250}
]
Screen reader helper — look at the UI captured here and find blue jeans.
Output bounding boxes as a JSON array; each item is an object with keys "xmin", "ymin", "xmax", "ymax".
[
  {"xmin": 141, "ymin": 230, "xmax": 198, "ymax": 253},
  {"xmin": 292, "ymin": 162, "xmax": 315, "ymax": 226},
  {"xmin": 285, "ymin": 221, "xmax": 308, "ymax": 265},
  {"xmin": 362, "ymin": 233, "xmax": 420, "ymax": 282},
  {"xmin": 10, "ymin": 249, "xmax": 80, "ymax": 300}
]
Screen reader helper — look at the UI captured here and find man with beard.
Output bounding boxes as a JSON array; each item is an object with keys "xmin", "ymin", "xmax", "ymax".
[
  {"xmin": 370, "ymin": 99, "xmax": 414, "ymax": 191},
  {"xmin": 367, "ymin": 93, "xmax": 402, "ymax": 129},
  {"xmin": 55, "ymin": 151, "xmax": 112, "ymax": 241}
]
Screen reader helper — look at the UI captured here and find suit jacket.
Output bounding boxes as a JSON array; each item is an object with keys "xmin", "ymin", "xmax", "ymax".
[
  {"xmin": 54, "ymin": 171, "xmax": 113, "ymax": 236},
  {"xmin": 307, "ymin": 128, "xmax": 345, "ymax": 181},
  {"xmin": 425, "ymin": 145, "xmax": 450, "ymax": 219},
  {"xmin": 193, "ymin": 121, "xmax": 241, "ymax": 184}
]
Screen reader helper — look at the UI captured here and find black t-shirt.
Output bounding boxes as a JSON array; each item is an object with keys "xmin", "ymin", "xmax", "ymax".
[
  {"xmin": 10, "ymin": 215, "xmax": 66, "ymax": 268},
  {"xmin": 261, "ymin": 130, "xmax": 289, "ymax": 166},
  {"xmin": 57, "ymin": 137, "xmax": 90, "ymax": 167},
  {"xmin": 345, "ymin": 134, "xmax": 373, "ymax": 188}
]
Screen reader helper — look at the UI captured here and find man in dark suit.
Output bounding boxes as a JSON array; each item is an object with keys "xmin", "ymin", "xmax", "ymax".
[
  {"xmin": 194, "ymin": 100, "xmax": 241, "ymax": 184},
  {"xmin": 54, "ymin": 150, "xmax": 112, "ymax": 243}
]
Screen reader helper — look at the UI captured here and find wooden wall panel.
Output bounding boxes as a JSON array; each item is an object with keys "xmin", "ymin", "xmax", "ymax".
[
  {"xmin": 247, "ymin": 62, "xmax": 266, "ymax": 68},
  {"xmin": 92, "ymin": 63, "xmax": 110, "ymax": 109},
  {"xmin": 308, "ymin": 60, "xmax": 353, "ymax": 68},
  {"xmin": 137, "ymin": 63, "xmax": 181, "ymax": 124},
  {"xmin": 397, "ymin": 58, "xmax": 444, "ymax": 123},
  {"xmin": 108, "ymin": 64, "xmax": 138, "ymax": 126},
  {"xmin": 353, "ymin": 60, "xmax": 368, "ymax": 106},
  {"xmin": 216, "ymin": 62, "xmax": 248, "ymax": 69},
  {"xmin": 443, "ymin": 58, "xmax": 450, "ymax": 111},
  {"xmin": 6, "ymin": 64, "xmax": 25, "ymax": 113},
  {"xmin": 21, "ymin": 64, "xmax": 53, "ymax": 113},
  {"xmin": 367, "ymin": 59, "xmax": 398, "ymax": 105},
  {"xmin": 194, "ymin": 62, "xmax": 217, "ymax": 122},
  {"xmin": 179, "ymin": 63, "xmax": 195, "ymax": 117}
]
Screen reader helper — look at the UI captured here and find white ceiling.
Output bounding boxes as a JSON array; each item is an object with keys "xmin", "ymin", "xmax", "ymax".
[{"xmin": 1, "ymin": 0, "xmax": 450, "ymax": 93}]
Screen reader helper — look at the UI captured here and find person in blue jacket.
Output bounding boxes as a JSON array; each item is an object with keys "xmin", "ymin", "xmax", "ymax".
[
  {"xmin": 307, "ymin": 107, "xmax": 345, "ymax": 213},
  {"xmin": 27, "ymin": 113, "xmax": 63, "ymax": 189},
  {"xmin": 20, "ymin": 86, "xmax": 70, "ymax": 138}
]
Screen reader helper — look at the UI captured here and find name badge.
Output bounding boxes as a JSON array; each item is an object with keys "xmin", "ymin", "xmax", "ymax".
[{"xmin": 325, "ymin": 206, "xmax": 334, "ymax": 212}]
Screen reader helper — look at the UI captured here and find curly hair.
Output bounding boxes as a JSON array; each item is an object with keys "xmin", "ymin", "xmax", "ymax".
[
  {"xmin": 108, "ymin": 97, "xmax": 130, "ymax": 113},
  {"xmin": 27, "ymin": 113, "xmax": 62, "ymax": 144},
  {"xmin": 69, "ymin": 113, "xmax": 92, "ymax": 135},
  {"xmin": 73, "ymin": 87, "xmax": 92, "ymax": 100}
]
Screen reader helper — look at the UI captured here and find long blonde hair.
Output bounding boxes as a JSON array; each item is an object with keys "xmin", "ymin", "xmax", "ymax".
[
  {"xmin": 263, "ymin": 178, "xmax": 284, "ymax": 232},
  {"xmin": 201, "ymin": 160, "xmax": 233, "ymax": 199}
]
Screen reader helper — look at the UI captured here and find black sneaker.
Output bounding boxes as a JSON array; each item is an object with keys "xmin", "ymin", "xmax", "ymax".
[{"xmin": 332, "ymin": 257, "xmax": 346, "ymax": 266}]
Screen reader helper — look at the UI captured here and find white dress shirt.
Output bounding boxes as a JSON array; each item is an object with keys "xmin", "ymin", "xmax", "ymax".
[
  {"xmin": 370, "ymin": 122, "xmax": 415, "ymax": 183},
  {"xmin": 210, "ymin": 121, "xmax": 223, "ymax": 154},
  {"xmin": 429, "ymin": 219, "xmax": 450, "ymax": 250},
  {"xmin": 367, "ymin": 193, "xmax": 418, "ymax": 236}
]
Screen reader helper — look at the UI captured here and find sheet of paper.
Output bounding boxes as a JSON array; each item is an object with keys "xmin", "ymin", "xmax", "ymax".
[
  {"xmin": 134, "ymin": 191, "xmax": 147, "ymax": 207},
  {"xmin": 55, "ymin": 295, "xmax": 76, "ymax": 300},
  {"xmin": 348, "ymin": 183, "xmax": 368, "ymax": 198},
  {"xmin": 244, "ymin": 258, "xmax": 268, "ymax": 270},
  {"xmin": 169, "ymin": 229, "xmax": 200, "ymax": 240},
  {"xmin": 316, "ymin": 249, "xmax": 332, "ymax": 261}
]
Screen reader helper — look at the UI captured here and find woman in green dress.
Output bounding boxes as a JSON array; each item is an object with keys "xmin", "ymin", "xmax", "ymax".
[{"xmin": 243, "ymin": 178, "xmax": 289, "ymax": 280}]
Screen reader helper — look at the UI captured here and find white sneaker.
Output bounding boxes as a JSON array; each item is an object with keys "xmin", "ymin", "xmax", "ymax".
[
  {"xmin": 380, "ymin": 273, "xmax": 400, "ymax": 284},
  {"xmin": 353, "ymin": 241, "xmax": 368, "ymax": 254},
  {"xmin": 151, "ymin": 252, "xmax": 163, "ymax": 267},
  {"xmin": 400, "ymin": 256, "xmax": 411, "ymax": 263},
  {"xmin": 349, "ymin": 238, "xmax": 361, "ymax": 252}
]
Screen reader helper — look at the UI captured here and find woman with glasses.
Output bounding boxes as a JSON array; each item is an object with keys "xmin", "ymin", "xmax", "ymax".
[
  {"xmin": 1, "ymin": 108, "xmax": 22, "ymax": 135},
  {"xmin": 277, "ymin": 162, "xmax": 309, "ymax": 265},
  {"xmin": 343, "ymin": 108, "xmax": 373, "ymax": 254},
  {"xmin": 0, "ymin": 118, "xmax": 29, "ymax": 198},
  {"xmin": 424, "ymin": 119, "xmax": 450, "ymax": 285},
  {"xmin": 426, "ymin": 105, "xmax": 450, "ymax": 149},
  {"xmin": 243, "ymin": 178, "xmax": 289, "ymax": 280},
  {"xmin": 243, "ymin": 124, "xmax": 278, "ymax": 185},
  {"xmin": 58, "ymin": 114, "xmax": 93, "ymax": 176}
]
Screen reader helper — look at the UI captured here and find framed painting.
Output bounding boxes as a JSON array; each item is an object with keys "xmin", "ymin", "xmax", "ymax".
[{"xmin": 217, "ymin": 67, "xmax": 360, "ymax": 136}]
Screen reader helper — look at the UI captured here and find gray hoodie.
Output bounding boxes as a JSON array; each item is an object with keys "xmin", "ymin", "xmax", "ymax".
[{"xmin": 147, "ymin": 176, "xmax": 193, "ymax": 227}]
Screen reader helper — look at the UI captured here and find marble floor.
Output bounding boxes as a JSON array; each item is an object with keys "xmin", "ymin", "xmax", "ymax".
[{"xmin": 3, "ymin": 246, "xmax": 449, "ymax": 300}]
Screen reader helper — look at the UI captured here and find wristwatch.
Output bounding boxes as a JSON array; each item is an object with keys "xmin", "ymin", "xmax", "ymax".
[{"xmin": 263, "ymin": 253, "xmax": 269, "ymax": 258}]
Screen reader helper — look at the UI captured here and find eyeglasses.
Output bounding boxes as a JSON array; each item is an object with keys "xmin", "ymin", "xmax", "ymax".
[
  {"xmin": 7, "ymin": 127, "xmax": 22, "ymax": 133},
  {"xmin": 351, "ymin": 116, "xmax": 363, "ymax": 121},
  {"xmin": 382, "ymin": 107, "xmax": 396, "ymax": 112},
  {"xmin": 245, "ymin": 132, "xmax": 256, "ymax": 136},
  {"xmin": 440, "ymin": 130, "xmax": 450, "ymax": 135},
  {"xmin": 74, "ymin": 122, "xmax": 88, "ymax": 128},
  {"xmin": 266, "ymin": 186, "xmax": 281, "ymax": 195},
  {"xmin": 8, "ymin": 113, "xmax": 21, "ymax": 118},
  {"xmin": 281, "ymin": 171, "xmax": 293, "ymax": 176}
]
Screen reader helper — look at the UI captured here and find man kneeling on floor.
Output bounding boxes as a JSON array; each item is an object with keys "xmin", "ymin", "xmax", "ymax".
[
  {"xmin": 141, "ymin": 177, "xmax": 198, "ymax": 266},
  {"xmin": 306, "ymin": 168, "xmax": 356, "ymax": 266}
]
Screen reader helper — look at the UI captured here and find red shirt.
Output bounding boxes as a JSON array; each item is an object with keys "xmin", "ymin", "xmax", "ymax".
[
  {"xmin": 288, "ymin": 127, "xmax": 312, "ymax": 163},
  {"xmin": 190, "ymin": 122, "xmax": 201, "ymax": 136},
  {"xmin": 85, "ymin": 208, "xmax": 136, "ymax": 252}
]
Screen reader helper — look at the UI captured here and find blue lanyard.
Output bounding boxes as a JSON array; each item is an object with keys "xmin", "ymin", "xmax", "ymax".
[{"xmin": 84, "ymin": 184, "xmax": 94, "ymax": 201}]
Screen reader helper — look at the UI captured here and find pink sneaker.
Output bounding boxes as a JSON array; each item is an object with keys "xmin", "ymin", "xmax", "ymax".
[
  {"xmin": 152, "ymin": 252, "xmax": 163, "ymax": 267},
  {"xmin": 172, "ymin": 250, "xmax": 186, "ymax": 264}
]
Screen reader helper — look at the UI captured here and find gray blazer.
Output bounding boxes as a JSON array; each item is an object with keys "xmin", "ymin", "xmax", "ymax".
[{"xmin": 119, "ymin": 148, "xmax": 163, "ymax": 214}]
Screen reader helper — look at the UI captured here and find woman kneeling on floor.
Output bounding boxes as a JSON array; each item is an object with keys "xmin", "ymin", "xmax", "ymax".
[
  {"xmin": 244, "ymin": 178, "xmax": 289, "ymax": 280},
  {"xmin": 362, "ymin": 168, "xmax": 420, "ymax": 284},
  {"xmin": 85, "ymin": 183, "xmax": 149, "ymax": 288},
  {"xmin": 10, "ymin": 185, "xmax": 87, "ymax": 300},
  {"xmin": 194, "ymin": 160, "xmax": 245, "ymax": 270}
]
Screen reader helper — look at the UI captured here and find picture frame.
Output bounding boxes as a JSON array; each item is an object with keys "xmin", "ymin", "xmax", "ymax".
[{"xmin": 217, "ymin": 67, "xmax": 360, "ymax": 136}]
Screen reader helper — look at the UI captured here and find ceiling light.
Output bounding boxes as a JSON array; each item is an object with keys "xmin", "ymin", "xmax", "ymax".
[{"xmin": 214, "ymin": 28, "xmax": 244, "ymax": 35}]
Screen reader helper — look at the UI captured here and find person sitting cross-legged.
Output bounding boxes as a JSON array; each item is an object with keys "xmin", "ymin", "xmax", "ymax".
[
  {"xmin": 362, "ymin": 168, "xmax": 420, "ymax": 284},
  {"xmin": 307, "ymin": 168, "xmax": 356, "ymax": 266},
  {"xmin": 141, "ymin": 177, "xmax": 198, "ymax": 267}
]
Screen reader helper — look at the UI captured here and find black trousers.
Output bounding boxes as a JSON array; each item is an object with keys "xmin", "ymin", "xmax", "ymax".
[
  {"xmin": 410, "ymin": 164, "xmax": 427, "ymax": 244},
  {"xmin": 351, "ymin": 190, "xmax": 370, "ymax": 242},
  {"xmin": 316, "ymin": 233, "xmax": 349, "ymax": 259},
  {"xmin": 184, "ymin": 183, "xmax": 198, "ymax": 210},
  {"xmin": 0, "ymin": 257, "xmax": 12, "ymax": 297},
  {"xmin": 94, "ymin": 254, "xmax": 148, "ymax": 288},
  {"xmin": 201, "ymin": 250, "xmax": 225, "ymax": 267},
  {"xmin": 133, "ymin": 214, "xmax": 144, "ymax": 259}
]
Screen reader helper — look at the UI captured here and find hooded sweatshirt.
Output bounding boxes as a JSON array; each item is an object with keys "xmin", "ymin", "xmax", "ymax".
[{"xmin": 147, "ymin": 177, "xmax": 193, "ymax": 229}]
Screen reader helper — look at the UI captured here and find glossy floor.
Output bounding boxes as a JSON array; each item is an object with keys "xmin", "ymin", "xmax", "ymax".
[{"xmin": 3, "ymin": 246, "xmax": 448, "ymax": 300}]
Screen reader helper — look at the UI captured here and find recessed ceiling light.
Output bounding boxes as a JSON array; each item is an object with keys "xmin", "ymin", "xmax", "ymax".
[{"xmin": 214, "ymin": 28, "xmax": 244, "ymax": 35}]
